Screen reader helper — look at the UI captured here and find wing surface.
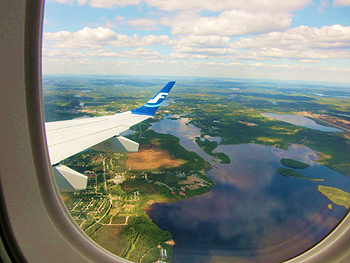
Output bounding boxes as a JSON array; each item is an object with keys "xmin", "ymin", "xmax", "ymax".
[
  {"xmin": 46, "ymin": 81, "xmax": 175, "ymax": 164},
  {"xmin": 46, "ymin": 112, "xmax": 149, "ymax": 164}
]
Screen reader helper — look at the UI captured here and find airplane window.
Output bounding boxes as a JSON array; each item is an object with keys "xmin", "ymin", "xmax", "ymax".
[{"xmin": 42, "ymin": 1, "xmax": 350, "ymax": 263}]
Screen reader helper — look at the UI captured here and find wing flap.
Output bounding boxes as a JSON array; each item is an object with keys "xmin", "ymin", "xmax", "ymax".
[
  {"xmin": 90, "ymin": 135, "xmax": 139, "ymax": 153},
  {"xmin": 53, "ymin": 164, "xmax": 88, "ymax": 192}
]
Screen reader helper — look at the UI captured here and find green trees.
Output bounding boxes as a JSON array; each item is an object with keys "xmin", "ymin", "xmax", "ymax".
[
  {"xmin": 195, "ymin": 138, "xmax": 231, "ymax": 164},
  {"xmin": 119, "ymin": 216, "xmax": 172, "ymax": 262},
  {"xmin": 277, "ymin": 168, "xmax": 323, "ymax": 181},
  {"xmin": 280, "ymin": 158, "xmax": 310, "ymax": 169}
]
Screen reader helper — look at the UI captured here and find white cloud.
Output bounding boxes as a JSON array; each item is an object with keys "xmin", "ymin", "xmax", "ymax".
[
  {"xmin": 168, "ymin": 53, "xmax": 189, "ymax": 59},
  {"xmin": 165, "ymin": 25, "xmax": 350, "ymax": 62},
  {"xmin": 168, "ymin": 60, "xmax": 180, "ymax": 65},
  {"xmin": 252, "ymin": 63, "xmax": 296, "ymax": 69},
  {"xmin": 48, "ymin": 0, "xmax": 73, "ymax": 4},
  {"xmin": 333, "ymin": 0, "xmax": 350, "ymax": 6},
  {"xmin": 145, "ymin": 0, "xmax": 310, "ymax": 13},
  {"xmin": 171, "ymin": 35, "xmax": 231, "ymax": 47},
  {"xmin": 161, "ymin": 10, "xmax": 292, "ymax": 36},
  {"xmin": 43, "ymin": 46, "xmax": 163, "ymax": 60},
  {"xmin": 299, "ymin": 59, "xmax": 320, "ymax": 63},
  {"xmin": 77, "ymin": 0, "xmax": 88, "ymax": 5},
  {"xmin": 48, "ymin": 0, "xmax": 141, "ymax": 8},
  {"xmin": 145, "ymin": 59, "xmax": 165, "ymax": 64},
  {"xmin": 48, "ymin": 0, "xmax": 311, "ymax": 39},
  {"xmin": 43, "ymin": 48, "xmax": 120, "ymax": 58},
  {"xmin": 42, "ymin": 55, "xmax": 350, "ymax": 82},
  {"xmin": 43, "ymin": 0, "xmax": 350, "ymax": 81},
  {"xmin": 173, "ymin": 45, "xmax": 237, "ymax": 57},
  {"xmin": 121, "ymin": 47, "xmax": 162, "ymax": 58},
  {"xmin": 49, "ymin": 0, "xmax": 311, "ymax": 12},
  {"xmin": 87, "ymin": 0, "xmax": 140, "ymax": 8},
  {"xmin": 128, "ymin": 18, "xmax": 158, "ymax": 30},
  {"xmin": 227, "ymin": 25, "xmax": 350, "ymax": 60},
  {"xmin": 44, "ymin": 27, "xmax": 116, "ymax": 49},
  {"xmin": 44, "ymin": 27, "xmax": 170, "ymax": 49},
  {"xmin": 318, "ymin": 0, "xmax": 329, "ymax": 13},
  {"xmin": 233, "ymin": 27, "xmax": 337, "ymax": 50}
]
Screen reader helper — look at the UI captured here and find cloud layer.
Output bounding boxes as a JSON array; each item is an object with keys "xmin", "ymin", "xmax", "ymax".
[{"xmin": 43, "ymin": 0, "xmax": 350, "ymax": 82}]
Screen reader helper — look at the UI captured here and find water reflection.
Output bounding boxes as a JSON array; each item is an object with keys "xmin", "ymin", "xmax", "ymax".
[{"xmin": 147, "ymin": 116, "xmax": 350, "ymax": 262}]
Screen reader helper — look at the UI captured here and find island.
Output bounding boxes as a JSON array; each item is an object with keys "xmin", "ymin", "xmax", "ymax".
[
  {"xmin": 280, "ymin": 158, "xmax": 310, "ymax": 169},
  {"xmin": 277, "ymin": 168, "xmax": 323, "ymax": 181},
  {"xmin": 195, "ymin": 137, "xmax": 231, "ymax": 164},
  {"xmin": 318, "ymin": 185, "xmax": 350, "ymax": 209}
]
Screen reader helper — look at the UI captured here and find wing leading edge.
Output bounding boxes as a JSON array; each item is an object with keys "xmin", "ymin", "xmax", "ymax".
[{"xmin": 45, "ymin": 81, "xmax": 175, "ymax": 192}]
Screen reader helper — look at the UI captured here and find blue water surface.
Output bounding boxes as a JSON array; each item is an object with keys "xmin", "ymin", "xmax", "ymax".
[{"xmin": 147, "ymin": 116, "xmax": 350, "ymax": 263}]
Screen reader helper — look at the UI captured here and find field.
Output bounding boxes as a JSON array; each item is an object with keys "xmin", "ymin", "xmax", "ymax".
[
  {"xmin": 178, "ymin": 175, "xmax": 201, "ymax": 185},
  {"xmin": 126, "ymin": 148, "xmax": 185, "ymax": 170},
  {"xmin": 90, "ymin": 225, "xmax": 128, "ymax": 256}
]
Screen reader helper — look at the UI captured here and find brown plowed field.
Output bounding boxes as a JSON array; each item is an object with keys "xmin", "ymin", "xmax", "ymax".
[{"xmin": 126, "ymin": 149, "xmax": 185, "ymax": 170}]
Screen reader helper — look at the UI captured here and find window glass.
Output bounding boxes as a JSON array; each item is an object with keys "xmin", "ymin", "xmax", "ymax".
[{"xmin": 43, "ymin": 1, "xmax": 350, "ymax": 262}]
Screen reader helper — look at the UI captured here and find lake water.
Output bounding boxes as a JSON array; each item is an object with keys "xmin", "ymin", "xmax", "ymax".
[
  {"xmin": 147, "ymin": 116, "xmax": 350, "ymax": 262},
  {"xmin": 261, "ymin": 113, "xmax": 343, "ymax": 132}
]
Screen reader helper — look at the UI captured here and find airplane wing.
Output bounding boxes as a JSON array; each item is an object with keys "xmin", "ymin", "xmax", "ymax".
[{"xmin": 45, "ymin": 81, "xmax": 175, "ymax": 192}]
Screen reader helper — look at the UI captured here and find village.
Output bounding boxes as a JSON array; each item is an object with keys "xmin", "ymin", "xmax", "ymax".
[{"xmin": 61, "ymin": 129, "xmax": 216, "ymax": 263}]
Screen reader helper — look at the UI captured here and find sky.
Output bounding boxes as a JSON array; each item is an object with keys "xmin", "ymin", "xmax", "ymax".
[{"xmin": 43, "ymin": 0, "xmax": 350, "ymax": 83}]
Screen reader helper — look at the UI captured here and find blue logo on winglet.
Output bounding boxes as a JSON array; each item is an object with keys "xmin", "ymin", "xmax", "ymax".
[
  {"xmin": 145, "ymin": 92, "xmax": 169, "ymax": 107},
  {"xmin": 131, "ymin": 82, "xmax": 175, "ymax": 116}
]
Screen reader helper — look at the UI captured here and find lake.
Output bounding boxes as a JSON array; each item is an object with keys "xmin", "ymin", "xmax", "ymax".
[
  {"xmin": 147, "ymin": 116, "xmax": 350, "ymax": 262},
  {"xmin": 261, "ymin": 113, "xmax": 343, "ymax": 132}
]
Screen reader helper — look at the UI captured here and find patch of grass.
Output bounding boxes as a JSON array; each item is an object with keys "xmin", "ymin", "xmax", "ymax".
[
  {"xmin": 112, "ymin": 216, "xmax": 127, "ymax": 224},
  {"xmin": 141, "ymin": 247, "xmax": 160, "ymax": 263}
]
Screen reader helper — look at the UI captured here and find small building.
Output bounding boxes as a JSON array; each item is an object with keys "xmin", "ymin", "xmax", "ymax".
[
  {"xmin": 160, "ymin": 249, "xmax": 167, "ymax": 259},
  {"xmin": 84, "ymin": 171, "xmax": 94, "ymax": 179},
  {"xmin": 113, "ymin": 174, "xmax": 123, "ymax": 184}
]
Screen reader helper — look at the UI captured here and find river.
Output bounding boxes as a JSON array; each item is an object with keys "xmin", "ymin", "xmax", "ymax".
[{"xmin": 146, "ymin": 115, "xmax": 350, "ymax": 262}]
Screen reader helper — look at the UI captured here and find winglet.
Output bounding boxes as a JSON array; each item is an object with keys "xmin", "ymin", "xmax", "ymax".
[{"xmin": 131, "ymin": 81, "xmax": 175, "ymax": 116}]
